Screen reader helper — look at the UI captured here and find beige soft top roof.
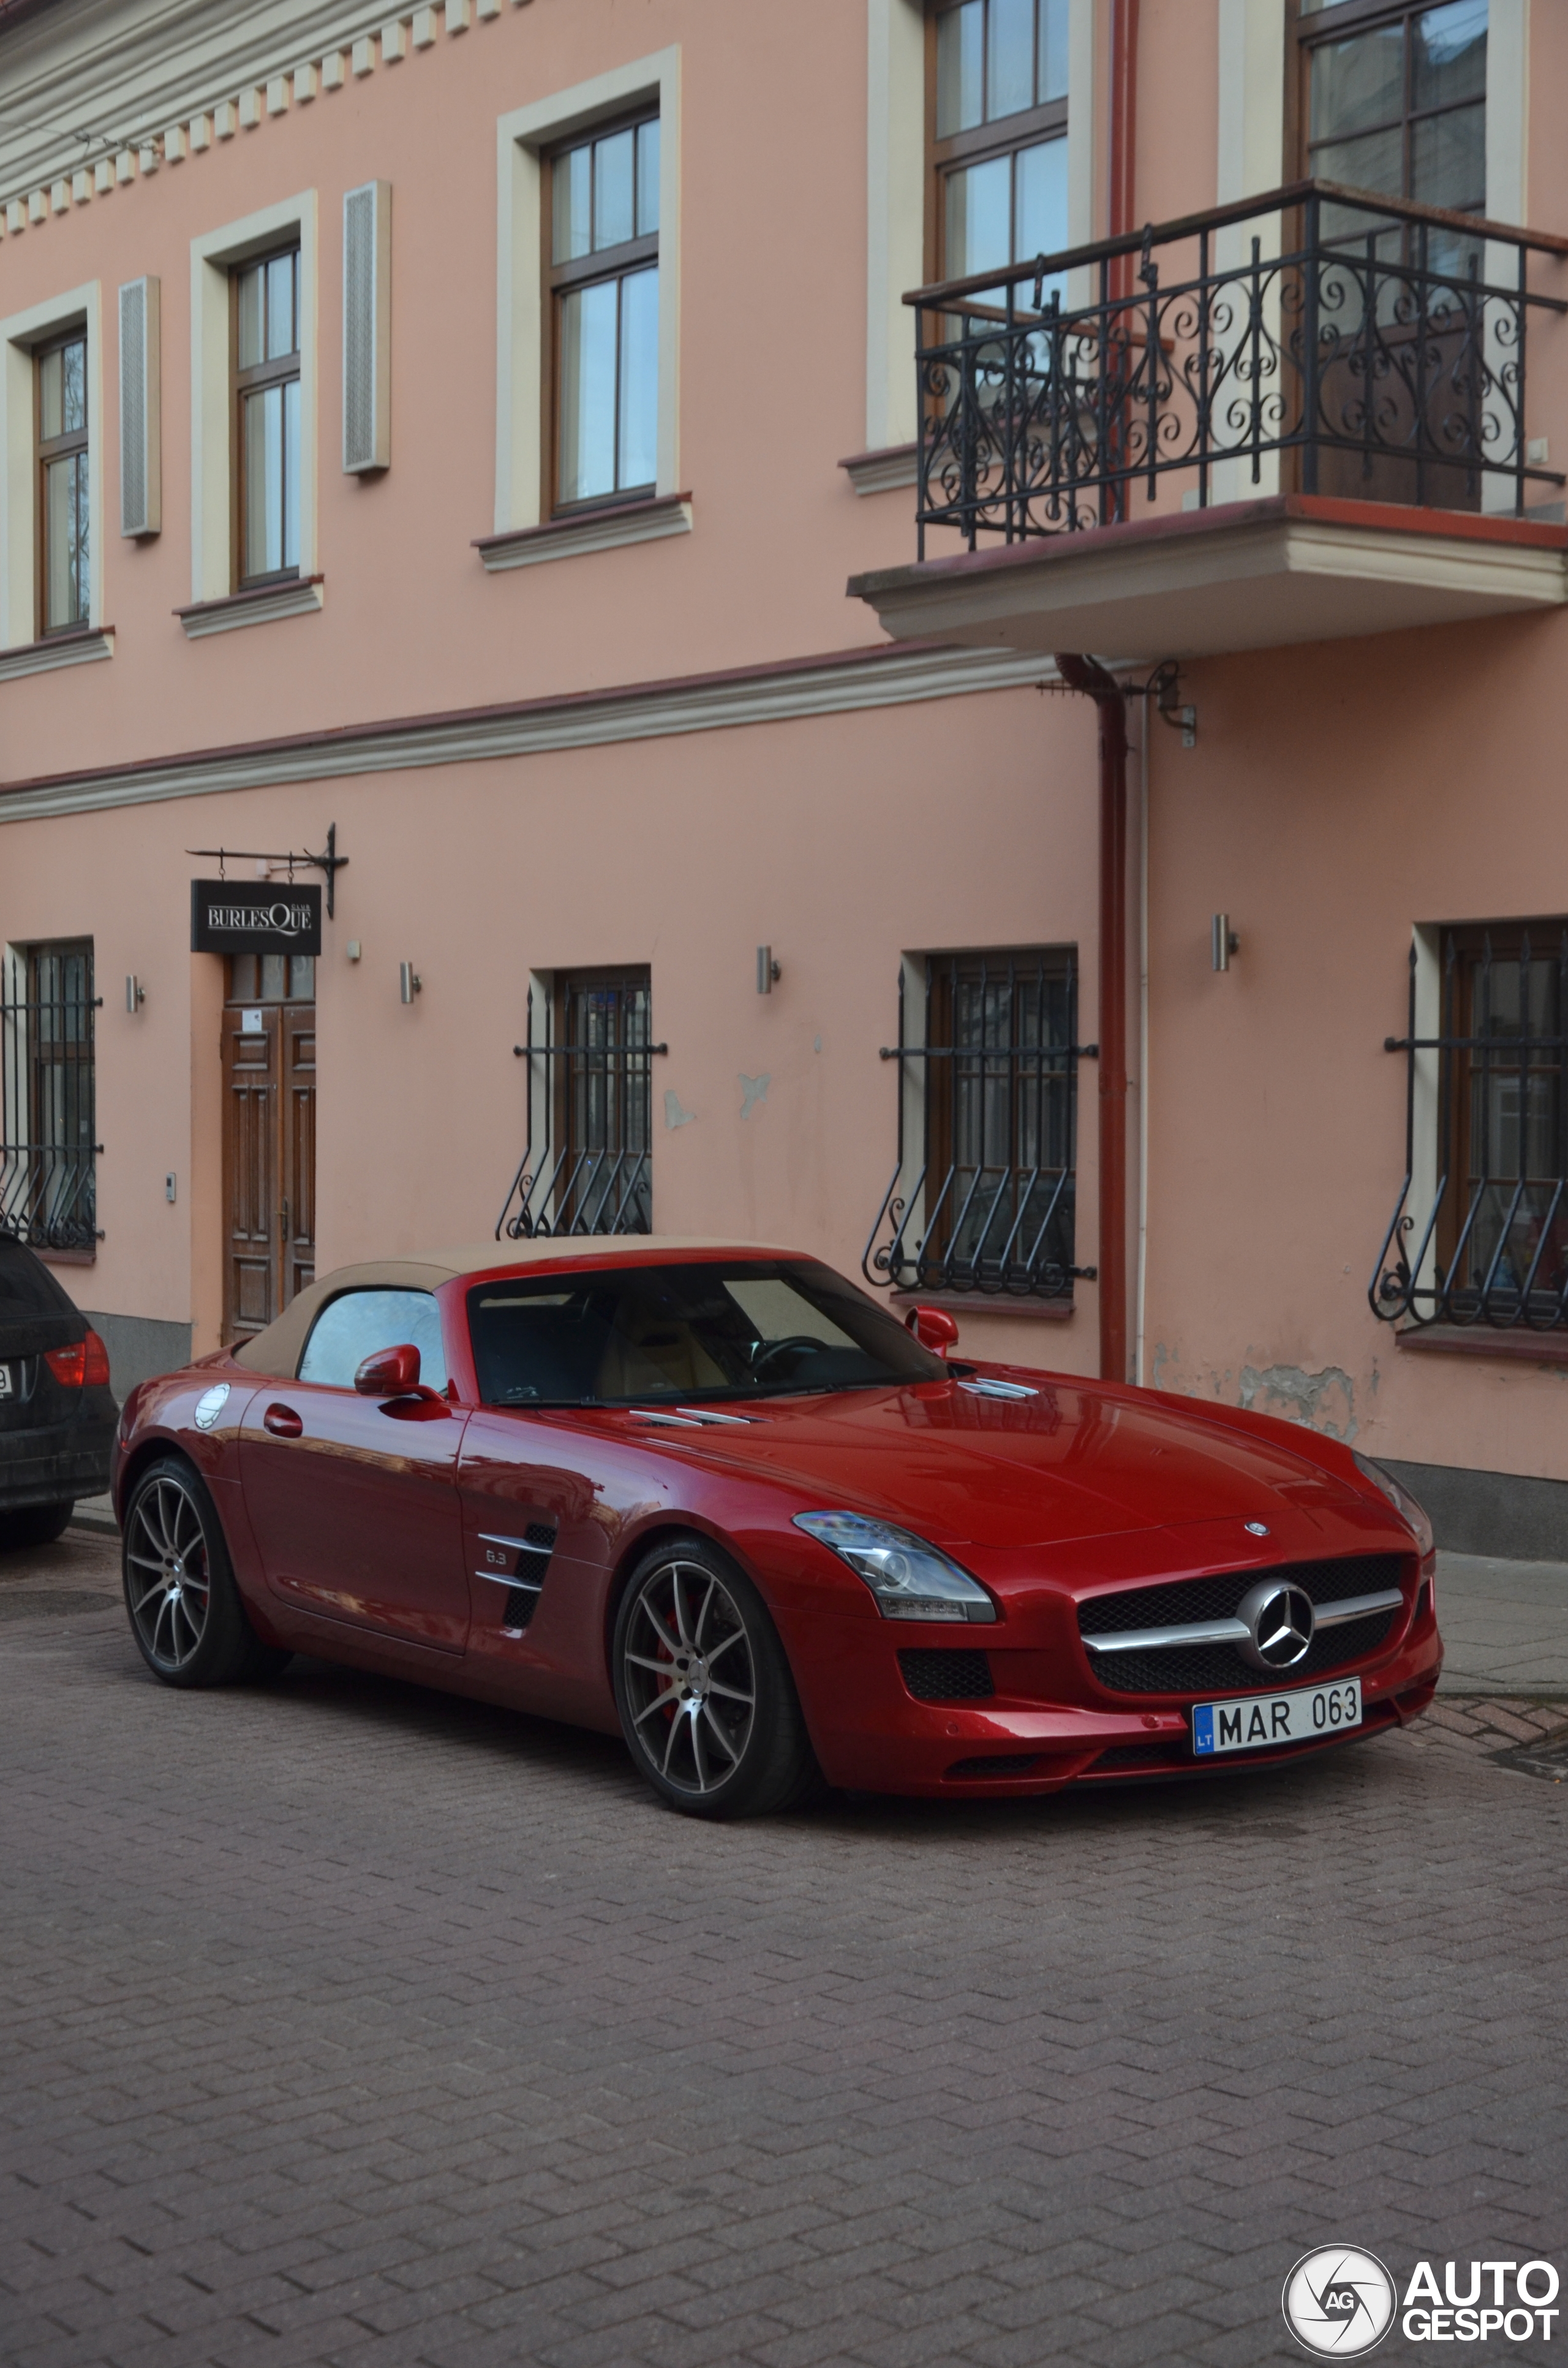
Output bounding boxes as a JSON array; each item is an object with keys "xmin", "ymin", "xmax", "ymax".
[{"xmin": 230, "ymin": 1235, "xmax": 795, "ymax": 1379}]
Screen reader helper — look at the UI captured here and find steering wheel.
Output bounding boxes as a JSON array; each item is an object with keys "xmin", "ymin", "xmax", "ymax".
[{"xmin": 748, "ymin": 1335, "xmax": 827, "ymax": 1377}]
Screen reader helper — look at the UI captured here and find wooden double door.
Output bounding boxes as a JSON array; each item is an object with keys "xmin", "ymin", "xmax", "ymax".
[{"xmin": 222, "ymin": 991, "xmax": 317, "ymax": 1342}]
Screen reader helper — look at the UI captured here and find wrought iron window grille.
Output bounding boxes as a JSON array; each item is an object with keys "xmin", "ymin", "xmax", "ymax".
[
  {"xmin": 1, "ymin": 945, "xmax": 102, "ymax": 1254},
  {"xmin": 863, "ymin": 951, "xmax": 1095, "ymax": 1302},
  {"xmin": 1372, "ymin": 929, "xmax": 1568, "ymax": 1333},
  {"xmin": 496, "ymin": 978, "xmax": 663, "ymax": 1242},
  {"xmin": 910, "ymin": 179, "xmax": 1568, "ymax": 558}
]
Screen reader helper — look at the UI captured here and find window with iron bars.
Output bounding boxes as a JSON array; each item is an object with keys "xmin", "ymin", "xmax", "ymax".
[
  {"xmin": 496, "ymin": 967, "xmax": 660, "ymax": 1240},
  {"xmin": 1, "ymin": 939, "xmax": 99, "ymax": 1254},
  {"xmin": 1372, "ymin": 923, "xmax": 1568, "ymax": 1331},
  {"xmin": 863, "ymin": 948, "xmax": 1091, "ymax": 1300}
]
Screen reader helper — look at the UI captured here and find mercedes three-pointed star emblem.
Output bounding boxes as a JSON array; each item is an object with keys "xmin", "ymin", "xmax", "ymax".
[{"xmin": 1237, "ymin": 1578, "xmax": 1315, "ymax": 1671}]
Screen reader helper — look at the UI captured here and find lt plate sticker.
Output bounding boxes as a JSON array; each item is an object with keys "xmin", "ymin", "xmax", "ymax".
[{"xmin": 1193, "ymin": 1679, "xmax": 1361, "ymax": 1756}]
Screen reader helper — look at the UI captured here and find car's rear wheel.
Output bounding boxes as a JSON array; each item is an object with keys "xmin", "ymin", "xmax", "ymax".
[
  {"xmin": 612, "ymin": 1537, "xmax": 821, "ymax": 1819},
  {"xmin": 0, "ymin": 1499, "xmax": 74, "ymax": 1549},
  {"xmin": 123, "ymin": 1455, "xmax": 290, "ymax": 1688}
]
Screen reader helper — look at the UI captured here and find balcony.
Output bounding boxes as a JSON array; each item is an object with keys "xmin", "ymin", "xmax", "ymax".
[{"xmin": 850, "ymin": 184, "xmax": 1568, "ymax": 663}]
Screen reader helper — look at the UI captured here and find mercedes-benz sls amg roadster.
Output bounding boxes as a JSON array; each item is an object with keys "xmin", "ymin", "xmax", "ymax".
[{"xmin": 110, "ymin": 1239, "xmax": 1441, "ymax": 1818}]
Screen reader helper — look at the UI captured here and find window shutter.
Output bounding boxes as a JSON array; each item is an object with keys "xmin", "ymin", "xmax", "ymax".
[
  {"xmin": 118, "ymin": 276, "xmax": 161, "ymax": 536},
  {"xmin": 342, "ymin": 180, "xmax": 391, "ymax": 472}
]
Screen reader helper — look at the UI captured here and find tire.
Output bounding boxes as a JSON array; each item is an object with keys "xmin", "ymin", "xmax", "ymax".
[
  {"xmin": 0, "ymin": 1499, "xmax": 74, "ymax": 1549},
  {"xmin": 122, "ymin": 1454, "xmax": 292, "ymax": 1689},
  {"xmin": 612, "ymin": 1535, "xmax": 821, "ymax": 1820}
]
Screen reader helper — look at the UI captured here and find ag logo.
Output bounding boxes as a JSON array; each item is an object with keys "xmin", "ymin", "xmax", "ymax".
[{"xmin": 1283, "ymin": 2247, "xmax": 1396, "ymax": 2356}]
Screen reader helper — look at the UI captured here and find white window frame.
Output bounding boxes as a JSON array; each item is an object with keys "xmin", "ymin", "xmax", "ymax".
[
  {"xmin": 863, "ymin": 0, "xmax": 1097, "ymax": 458},
  {"xmin": 494, "ymin": 46, "xmax": 682, "ymax": 537},
  {"xmin": 189, "ymin": 191, "xmax": 318, "ymax": 608},
  {"xmin": 0, "ymin": 279, "xmax": 103, "ymax": 654}
]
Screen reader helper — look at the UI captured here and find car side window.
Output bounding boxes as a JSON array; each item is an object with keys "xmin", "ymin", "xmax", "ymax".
[{"xmin": 297, "ymin": 1289, "xmax": 448, "ymax": 1390}]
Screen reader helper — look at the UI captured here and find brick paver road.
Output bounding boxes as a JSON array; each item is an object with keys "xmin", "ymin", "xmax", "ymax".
[{"xmin": 2, "ymin": 1531, "xmax": 1566, "ymax": 2368}]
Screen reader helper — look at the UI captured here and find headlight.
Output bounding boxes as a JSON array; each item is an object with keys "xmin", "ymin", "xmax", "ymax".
[
  {"xmin": 793, "ymin": 1510, "xmax": 996, "ymax": 1624},
  {"xmin": 1352, "ymin": 1451, "xmax": 1435, "ymax": 1559}
]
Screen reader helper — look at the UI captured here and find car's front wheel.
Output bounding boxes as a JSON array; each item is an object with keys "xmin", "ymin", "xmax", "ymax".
[
  {"xmin": 612, "ymin": 1537, "xmax": 821, "ymax": 1819},
  {"xmin": 123, "ymin": 1454, "xmax": 290, "ymax": 1688}
]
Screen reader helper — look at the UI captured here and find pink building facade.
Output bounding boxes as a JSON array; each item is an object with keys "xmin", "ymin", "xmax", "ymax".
[{"xmin": 1, "ymin": 0, "xmax": 1564, "ymax": 1551}]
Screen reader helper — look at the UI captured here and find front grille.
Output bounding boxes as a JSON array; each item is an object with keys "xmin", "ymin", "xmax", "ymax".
[
  {"xmin": 898, "ymin": 1649, "xmax": 995, "ymax": 1703},
  {"xmin": 1078, "ymin": 1556, "xmax": 1406, "ymax": 1697},
  {"xmin": 946, "ymin": 1753, "xmax": 1039, "ymax": 1779}
]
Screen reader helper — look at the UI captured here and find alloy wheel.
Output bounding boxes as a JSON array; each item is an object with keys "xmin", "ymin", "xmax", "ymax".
[
  {"xmin": 620, "ymin": 1559, "xmax": 758, "ymax": 1796},
  {"xmin": 125, "ymin": 1475, "xmax": 213, "ymax": 1673}
]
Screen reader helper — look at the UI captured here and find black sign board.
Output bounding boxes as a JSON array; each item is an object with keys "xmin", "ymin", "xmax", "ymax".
[{"xmin": 190, "ymin": 879, "xmax": 322, "ymax": 956}]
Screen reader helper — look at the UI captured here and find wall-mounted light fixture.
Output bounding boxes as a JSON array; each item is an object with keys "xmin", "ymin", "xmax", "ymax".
[
  {"xmin": 125, "ymin": 975, "xmax": 146, "ymax": 1012},
  {"xmin": 1211, "ymin": 914, "xmax": 1240, "ymax": 972},
  {"xmin": 165, "ymin": 1172, "xmax": 177, "ymax": 1204},
  {"xmin": 399, "ymin": 961, "xmax": 423, "ymax": 1003},
  {"xmin": 345, "ymin": 939, "xmax": 362, "ymax": 962},
  {"xmin": 756, "ymin": 946, "xmax": 781, "ymax": 995},
  {"xmin": 1150, "ymin": 659, "xmax": 1197, "ymax": 749}
]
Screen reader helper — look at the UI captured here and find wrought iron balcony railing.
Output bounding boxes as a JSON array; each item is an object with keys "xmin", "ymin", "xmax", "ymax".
[{"xmin": 911, "ymin": 181, "xmax": 1568, "ymax": 557}]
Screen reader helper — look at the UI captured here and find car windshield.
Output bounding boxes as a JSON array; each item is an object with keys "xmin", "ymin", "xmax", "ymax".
[{"xmin": 466, "ymin": 1258, "xmax": 947, "ymax": 1407}]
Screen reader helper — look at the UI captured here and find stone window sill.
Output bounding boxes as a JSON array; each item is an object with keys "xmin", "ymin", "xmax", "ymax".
[
  {"xmin": 176, "ymin": 577, "xmax": 324, "ymax": 639},
  {"xmin": 839, "ymin": 444, "xmax": 919, "ymax": 496},
  {"xmin": 0, "ymin": 627, "xmax": 114, "ymax": 683},
  {"xmin": 1393, "ymin": 1325, "xmax": 1568, "ymax": 1366},
  {"xmin": 474, "ymin": 493, "xmax": 692, "ymax": 572},
  {"xmin": 890, "ymin": 1289, "xmax": 1073, "ymax": 1322},
  {"xmin": 37, "ymin": 1247, "xmax": 97, "ymax": 1268}
]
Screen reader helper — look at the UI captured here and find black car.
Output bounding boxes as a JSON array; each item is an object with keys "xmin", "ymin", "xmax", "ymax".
[{"xmin": 0, "ymin": 1235, "xmax": 117, "ymax": 1546}]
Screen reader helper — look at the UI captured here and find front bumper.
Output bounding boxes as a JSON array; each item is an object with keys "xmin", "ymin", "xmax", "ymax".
[{"xmin": 774, "ymin": 1600, "xmax": 1443, "ymax": 1799}]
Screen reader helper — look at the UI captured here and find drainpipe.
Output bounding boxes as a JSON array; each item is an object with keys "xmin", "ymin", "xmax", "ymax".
[
  {"xmin": 1109, "ymin": 0, "xmax": 1140, "ymax": 260},
  {"xmin": 1055, "ymin": 655, "xmax": 1129, "ymax": 1384},
  {"xmin": 1052, "ymin": 1, "xmax": 1139, "ymax": 1386}
]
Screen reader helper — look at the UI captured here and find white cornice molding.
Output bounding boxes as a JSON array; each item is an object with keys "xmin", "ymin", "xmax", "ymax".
[
  {"xmin": 0, "ymin": 642, "xmax": 1057, "ymax": 822},
  {"xmin": 0, "ymin": 0, "xmax": 520, "ymax": 211}
]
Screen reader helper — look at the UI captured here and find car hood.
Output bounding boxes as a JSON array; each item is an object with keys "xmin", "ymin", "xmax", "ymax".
[{"xmin": 620, "ymin": 1372, "xmax": 1368, "ymax": 1549}]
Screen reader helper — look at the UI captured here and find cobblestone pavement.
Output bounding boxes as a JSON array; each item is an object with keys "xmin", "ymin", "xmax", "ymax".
[{"xmin": 2, "ymin": 1531, "xmax": 1566, "ymax": 2368}]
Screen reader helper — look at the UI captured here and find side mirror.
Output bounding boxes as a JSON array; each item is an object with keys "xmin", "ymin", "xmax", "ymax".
[
  {"xmin": 905, "ymin": 1305, "xmax": 960, "ymax": 1358},
  {"xmin": 355, "ymin": 1342, "xmax": 421, "ymax": 1396}
]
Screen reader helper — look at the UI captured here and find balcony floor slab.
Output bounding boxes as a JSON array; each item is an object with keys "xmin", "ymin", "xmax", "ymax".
[{"xmin": 848, "ymin": 493, "xmax": 1568, "ymax": 663}]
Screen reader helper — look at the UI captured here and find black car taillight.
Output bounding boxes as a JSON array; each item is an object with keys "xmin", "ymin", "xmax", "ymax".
[{"xmin": 45, "ymin": 1329, "xmax": 111, "ymax": 1388}]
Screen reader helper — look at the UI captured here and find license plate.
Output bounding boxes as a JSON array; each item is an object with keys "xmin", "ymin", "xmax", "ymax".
[
  {"xmin": 1193, "ymin": 1678, "xmax": 1362, "ymax": 1756},
  {"xmin": 0, "ymin": 1363, "xmax": 11, "ymax": 1398}
]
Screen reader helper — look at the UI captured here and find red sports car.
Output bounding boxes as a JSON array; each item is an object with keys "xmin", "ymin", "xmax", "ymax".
[{"xmin": 111, "ymin": 1239, "xmax": 1441, "ymax": 1818}]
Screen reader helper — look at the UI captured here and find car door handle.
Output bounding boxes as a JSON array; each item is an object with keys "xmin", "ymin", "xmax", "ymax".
[{"xmin": 263, "ymin": 1403, "xmax": 303, "ymax": 1439}]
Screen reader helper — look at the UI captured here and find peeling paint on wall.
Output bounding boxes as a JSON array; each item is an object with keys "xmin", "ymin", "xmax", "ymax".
[
  {"xmin": 1238, "ymin": 1362, "xmax": 1357, "ymax": 1441},
  {"xmin": 663, "ymin": 1090, "xmax": 695, "ymax": 1129},
  {"xmin": 739, "ymin": 1072, "xmax": 770, "ymax": 1119}
]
